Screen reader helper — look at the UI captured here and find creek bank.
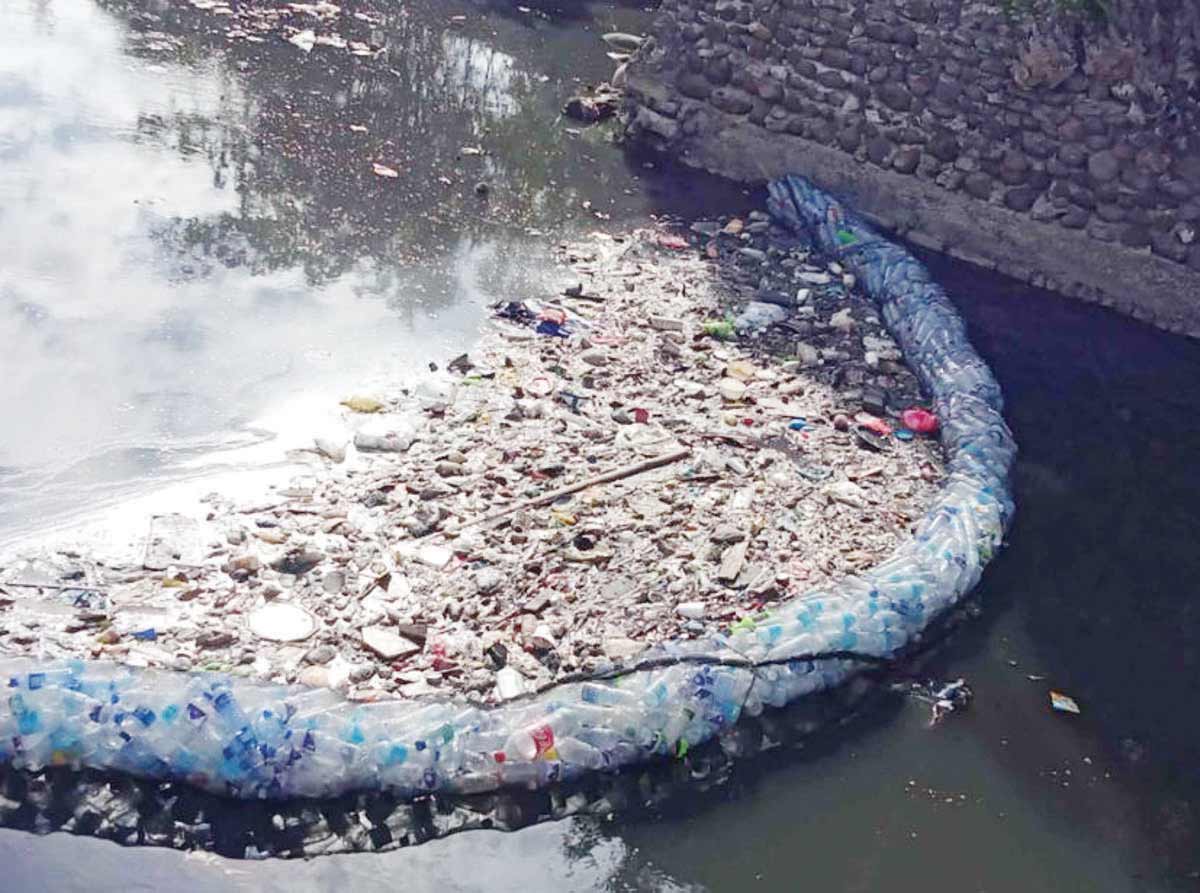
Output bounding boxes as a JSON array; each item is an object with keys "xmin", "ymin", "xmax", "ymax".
[{"xmin": 621, "ymin": 0, "xmax": 1200, "ymax": 335}]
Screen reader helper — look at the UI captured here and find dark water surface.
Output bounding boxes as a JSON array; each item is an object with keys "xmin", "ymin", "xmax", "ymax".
[{"xmin": 4, "ymin": 1, "xmax": 1200, "ymax": 891}]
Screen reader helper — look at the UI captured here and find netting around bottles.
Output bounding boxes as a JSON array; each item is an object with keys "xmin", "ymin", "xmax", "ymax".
[{"xmin": 0, "ymin": 176, "xmax": 1016, "ymax": 800}]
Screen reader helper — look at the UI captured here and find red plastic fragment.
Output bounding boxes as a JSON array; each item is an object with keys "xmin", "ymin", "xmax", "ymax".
[{"xmin": 901, "ymin": 407, "xmax": 939, "ymax": 435}]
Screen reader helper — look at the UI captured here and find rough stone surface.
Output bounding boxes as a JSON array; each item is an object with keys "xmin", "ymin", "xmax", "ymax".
[
  {"xmin": 1088, "ymin": 150, "xmax": 1120, "ymax": 183},
  {"xmin": 624, "ymin": 0, "xmax": 1200, "ymax": 336}
]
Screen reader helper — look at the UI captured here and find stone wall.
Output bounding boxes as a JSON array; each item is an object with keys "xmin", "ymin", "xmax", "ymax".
[{"xmin": 623, "ymin": 0, "xmax": 1200, "ymax": 335}]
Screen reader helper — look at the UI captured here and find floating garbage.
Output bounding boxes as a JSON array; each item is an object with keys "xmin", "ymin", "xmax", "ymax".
[
  {"xmin": 247, "ymin": 603, "xmax": 317, "ymax": 643},
  {"xmin": 1050, "ymin": 691, "xmax": 1081, "ymax": 714},
  {"xmin": 340, "ymin": 396, "xmax": 386, "ymax": 414},
  {"xmin": 0, "ymin": 176, "xmax": 1015, "ymax": 800},
  {"xmin": 903, "ymin": 677, "xmax": 973, "ymax": 726},
  {"xmin": 734, "ymin": 301, "xmax": 788, "ymax": 333},
  {"xmin": 902, "ymin": 407, "xmax": 940, "ymax": 435},
  {"xmin": 702, "ymin": 317, "xmax": 736, "ymax": 340}
]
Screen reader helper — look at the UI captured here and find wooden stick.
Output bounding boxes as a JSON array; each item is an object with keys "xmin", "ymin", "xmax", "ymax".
[
  {"xmin": 461, "ymin": 446, "xmax": 691, "ymax": 530},
  {"xmin": 0, "ymin": 581, "xmax": 107, "ymax": 594},
  {"xmin": 360, "ymin": 571, "xmax": 391, "ymax": 600},
  {"xmin": 693, "ymin": 430, "xmax": 762, "ymax": 448}
]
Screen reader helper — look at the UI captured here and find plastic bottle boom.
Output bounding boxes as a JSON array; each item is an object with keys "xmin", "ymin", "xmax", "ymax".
[{"xmin": 0, "ymin": 177, "xmax": 1016, "ymax": 800}]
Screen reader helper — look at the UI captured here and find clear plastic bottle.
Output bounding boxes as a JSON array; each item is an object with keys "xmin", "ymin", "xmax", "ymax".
[
  {"xmin": 552, "ymin": 736, "xmax": 605, "ymax": 769},
  {"xmin": 502, "ymin": 723, "xmax": 555, "ymax": 761}
]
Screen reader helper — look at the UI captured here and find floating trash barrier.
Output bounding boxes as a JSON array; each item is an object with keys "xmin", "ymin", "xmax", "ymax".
[{"xmin": 0, "ymin": 176, "xmax": 1016, "ymax": 800}]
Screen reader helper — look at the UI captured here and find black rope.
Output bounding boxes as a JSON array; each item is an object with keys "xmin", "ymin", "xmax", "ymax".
[{"xmin": 514, "ymin": 647, "xmax": 896, "ymax": 703}]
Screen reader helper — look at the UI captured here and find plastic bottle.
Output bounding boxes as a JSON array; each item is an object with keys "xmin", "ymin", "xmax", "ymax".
[
  {"xmin": 503, "ymin": 723, "xmax": 554, "ymax": 761},
  {"xmin": 552, "ymin": 736, "xmax": 605, "ymax": 769},
  {"xmin": 579, "ymin": 682, "xmax": 638, "ymax": 707}
]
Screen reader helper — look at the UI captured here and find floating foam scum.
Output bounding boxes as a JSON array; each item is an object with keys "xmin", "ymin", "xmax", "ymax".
[{"xmin": 0, "ymin": 177, "xmax": 1016, "ymax": 800}]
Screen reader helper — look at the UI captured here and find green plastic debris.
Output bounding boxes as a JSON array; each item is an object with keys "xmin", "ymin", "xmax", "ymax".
[{"xmin": 702, "ymin": 317, "xmax": 736, "ymax": 340}]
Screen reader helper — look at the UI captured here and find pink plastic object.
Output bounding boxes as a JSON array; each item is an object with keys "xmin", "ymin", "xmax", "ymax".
[{"xmin": 902, "ymin": 407, "xmax": 939, "ymax": 435}]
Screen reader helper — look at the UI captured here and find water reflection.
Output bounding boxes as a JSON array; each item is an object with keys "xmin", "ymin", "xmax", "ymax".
[
  {"xmin": 0, "ymin": 0, "xmax": 659, "ymax": 543},
  {"xmin": 0, "ymin": 817, "xmax": 702, "ymax": 892}
]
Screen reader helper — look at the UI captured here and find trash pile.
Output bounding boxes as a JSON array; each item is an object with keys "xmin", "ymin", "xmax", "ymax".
[
  {"xmin": 0, "ymin": 209, "xmax": 945, "ymax": 707},
  {"xmin": 0, "ymin": 177, "xmax": 1014, "ymax": 800}
]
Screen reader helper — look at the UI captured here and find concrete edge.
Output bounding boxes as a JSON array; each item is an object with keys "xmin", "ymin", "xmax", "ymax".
[{"xmin": 626, "ymin": 75, "xmax": 1200, "ymax": 338}]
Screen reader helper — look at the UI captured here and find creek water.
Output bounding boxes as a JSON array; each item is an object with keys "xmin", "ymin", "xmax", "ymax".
[
  {"xmin": 3, "ymin": 1, "xmax": 1200, "ymax": 890},
  {"xmin": 0, "ymin": 0, "xmax": 743, "ymax": 551}
]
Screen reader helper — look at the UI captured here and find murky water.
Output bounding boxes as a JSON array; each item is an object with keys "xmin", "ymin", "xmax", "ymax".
[{"xmin": 4, "ymin": 1, "xmax": 1200, "ymax": 891}]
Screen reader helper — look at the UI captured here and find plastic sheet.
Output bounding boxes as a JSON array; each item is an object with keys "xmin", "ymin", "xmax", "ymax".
[{"xmin": 0, "ymin": 176, "xmax": 1015, "ymax": 799}]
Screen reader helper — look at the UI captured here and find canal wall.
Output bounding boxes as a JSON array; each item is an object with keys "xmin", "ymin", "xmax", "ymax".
[{"xmin": 623, "ymin": 0, "xmax": 1200, "ymax": 336}]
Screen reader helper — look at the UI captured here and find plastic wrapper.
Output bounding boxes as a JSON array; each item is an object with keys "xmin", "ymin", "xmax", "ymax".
[{"xmin": 0, "ymin": 176, "xmax": 1015, "ymax": 799}]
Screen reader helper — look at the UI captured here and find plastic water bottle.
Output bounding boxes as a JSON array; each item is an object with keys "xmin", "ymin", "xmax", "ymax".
[
  {"xmin": 552, "ymin": 736, "xmax": 604, "ymax": 769},
  {"xmin": 579, "ymin": 682, "xmax": 637, "ymax": 707},
  {"xmin": 503, "ymin": 723, "xmax": 554, "ymax": 761}
]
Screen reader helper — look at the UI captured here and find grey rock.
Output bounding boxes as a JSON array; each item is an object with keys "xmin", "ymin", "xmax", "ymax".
[
  {"xmin": 1088, "ymin": 150, "xmax": 1120, "ymax": 183},
  {"xmin": 270, "ymin": 549, "xmax": 324, "ymax": 576},
  {"xmin": 305, "ymin": 645, "xmax": 336, "ymax": 665},
  {"xmin": 866, "ymin": 136, "xmax": 892, "ymax": 166},
  {"xmin": 712, "ymin": 87, "xmax": 754, "ymax": 114},
  {"xmin": 964, "ymin": 172, "xmax": 993, "ymax": 200},
  {"xmin": 354, "ymin": 432, "xmax": 412, "ymax": 453},
  {"xmin": 864, "ymin": 22, "xmax": 893, "ymax": 42},
  {"xmin": 1022, "ymin": 131, "xmax": 1056, "ymax": 160},
  {"xmin": 1004, "ymin": 187, "xmax": 1039, "ymax": 212},
  {"xmin": 604, "ymin": 637, "xmax": 644, "ymax": 660},
  {"xmin": 836, "ymin": 124, "xmax": 862, "ymax": 152},
  {"xmin": 747, "ymin": 21, "xmax": 772, "ymax": 42},
  {"xmin": 806, "ymin": 118, "xmax": 835, "ymax": 145},
  {"xmin": 894, "ymin": 24, "xmax": 918, "ymax": 47},
  {"xmin": 396, "ymin": 623, "xmax": 429, "ymax": 647},
  {"xmin": 1059, "ymin": 144, "xmax": 1088, "ymax": 168},
  {"xmin": 877, "ymin": 82, "xmax": 912, "ymax": 112},
  {"xmin": 1120, "ymin": 224, "xmax": 1152, "ymax": 248},
  {"xmin": 1060, "ymin": 207, "xmax": 1090, "ymax": 229},
  {"xmin": 705, "ymin": 56, "xmax": 732, "ymax": 85},
  {"xmin": 1058, "ymin": 117, "xmax": 1085, "ymax": 142},
  {"xmin": 677, "ymin": 70, "xmax": 712, "ymax": 100},
  {"xmin": 817, "ymin": 70, "xmax": 847, "ymax": 91},
  {"xmin": 361, "ymin": 625, "xmax": 421, "ymax": 661},
  {"xmin": 929, "ymin": 132, "xmax": 959, "ymax": 163},
  {"xmin": 892, "ymin": 147, "xmax": 921, "ymax": 175},
  {"xmin": 314, "ymin": 438, "xmax": 347, "ymax": 463},
  {"xmin": 711, "ymin": 525, "xmax": 747, "ymax": 544},
  {"xmin": 1151, "ymin": 229, "xmax": 1189, "ymax": 263},
  {"xmin": 196, "ymin": 630, "xmax": 236, "ymax": 650},
  {"xmin": 717, "ymin": 541, "xmax": 748, "ymax": 583},
  {"xmin": 474, "ymin": 567, "xmax": 505, "ymax": 594},
  {"xmin": 821, "ymin": 47, "xmax": 852, "ymax": 70}
]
